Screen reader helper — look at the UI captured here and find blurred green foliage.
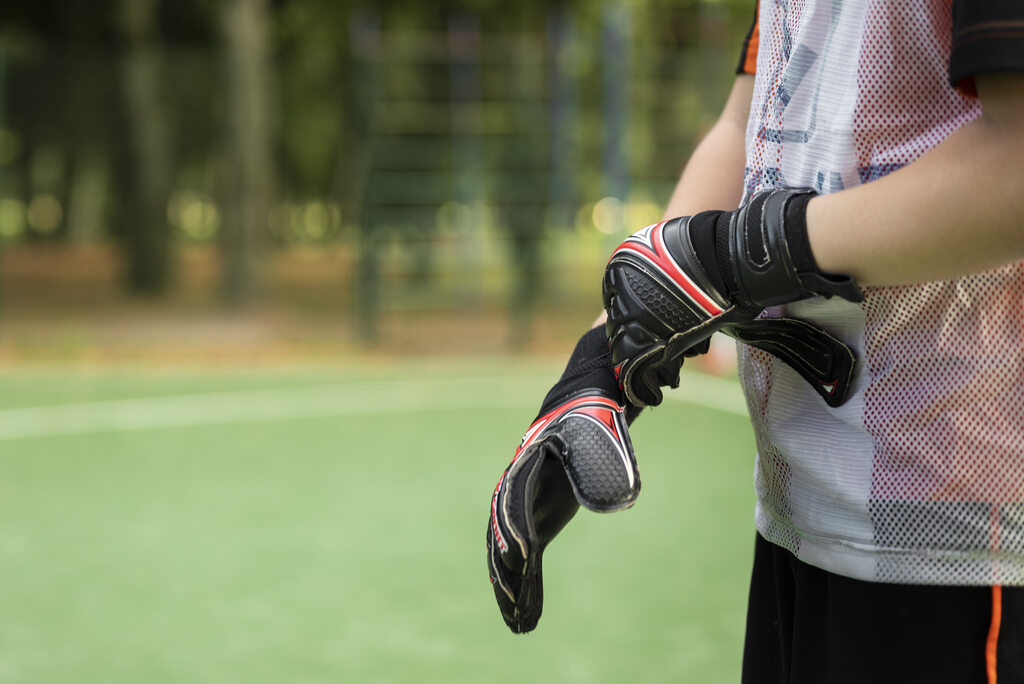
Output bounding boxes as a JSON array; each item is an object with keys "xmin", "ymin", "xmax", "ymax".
[{"xmin": 0, "ymin": 0, "xmax": 754, "ymax": 342}]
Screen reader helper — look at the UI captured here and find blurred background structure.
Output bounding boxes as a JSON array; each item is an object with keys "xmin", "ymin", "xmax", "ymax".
[
  {"xmin": 0, "ymin": 3, "xmax": 761, "ymax": 682},
  {"xmin": 0, "ymin": 0, "xmax": 754, "ymax": 362}
]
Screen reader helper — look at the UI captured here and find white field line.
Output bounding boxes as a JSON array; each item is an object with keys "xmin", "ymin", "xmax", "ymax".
[{"xmin": 0, "ymin": 371, "xmax": 746, "ymax": 441}]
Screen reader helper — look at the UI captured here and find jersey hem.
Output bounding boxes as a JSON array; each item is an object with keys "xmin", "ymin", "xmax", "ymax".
[{"xmin": 756, "ymin": 512, "xmax": 1024, "ymax": 587}]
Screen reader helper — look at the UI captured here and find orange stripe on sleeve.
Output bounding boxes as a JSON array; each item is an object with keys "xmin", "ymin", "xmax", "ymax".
[
  {"xmin": 987, "ymin": 585, "xmax": 1002, "ymax": 684},
  {"xmin": 741, "ymin": 1, "xmax": 760, "ymax": 75}
]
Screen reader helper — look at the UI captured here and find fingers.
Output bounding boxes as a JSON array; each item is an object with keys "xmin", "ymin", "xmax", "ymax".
[
  {"xmin": 486, "ymin": 440, "xmax": 564, "ymax": 634},
  {"xmin": 622, "ymin": 355, "xmax": 665, "ymax": 408},
  {"xmin": 618, "ymin": 340, "xmax": 687, "ymax": 409},
  {"xmin": 486, "ymin": 519, "xmax": 542, "ymax": 634}
]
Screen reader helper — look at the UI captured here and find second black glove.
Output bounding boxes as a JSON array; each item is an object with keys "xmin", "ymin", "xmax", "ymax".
[{"xmin": 486, "ymin": 327, "xmax": 643, "ymax": 634}]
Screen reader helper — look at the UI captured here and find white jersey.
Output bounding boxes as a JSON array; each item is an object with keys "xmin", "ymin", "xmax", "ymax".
[{"xmin": 738, "ymin": 0, "xmax": 1024, "ymax": 585}]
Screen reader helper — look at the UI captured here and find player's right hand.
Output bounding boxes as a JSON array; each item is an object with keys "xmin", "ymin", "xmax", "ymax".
[
  {"xmin": 486, "ymin": 327, "xmax": 641, "ymax": 634},
  {"xmin": 603, "ymin": 189, "xmax": 862, "ymax": 409}
]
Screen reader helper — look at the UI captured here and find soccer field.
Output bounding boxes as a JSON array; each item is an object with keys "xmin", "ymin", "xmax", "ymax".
[{"xmin": 0, "ymin": 360, "xmax": 756, "ymax": 683}]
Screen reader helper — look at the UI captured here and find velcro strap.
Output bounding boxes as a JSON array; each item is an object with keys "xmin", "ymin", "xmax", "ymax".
[
  {"xmin": 721, "ymin": 318, "xmax": 857, "ymax": 408},
  {"xmin": 728, "ymin": 190, "xmax": 810, "ymax": 309}
]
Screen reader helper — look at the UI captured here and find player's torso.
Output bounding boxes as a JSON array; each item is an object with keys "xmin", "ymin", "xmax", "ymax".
[
  {"xmin": 744, "ymin": 0, "xmax": 979, "ymax": 197},
  {"xmin": 740, "ymin": 0, "xmax": 1024, "ymax": 585}
]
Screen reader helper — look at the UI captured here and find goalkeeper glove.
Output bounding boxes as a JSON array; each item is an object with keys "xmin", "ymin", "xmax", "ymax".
[
  {"xmin": 603, "ymin": 189, "xmax": 862, "ymax": 408},
  {"xmin": 486, "ymin": 327, "xmax": 647, "ymax": 634}
]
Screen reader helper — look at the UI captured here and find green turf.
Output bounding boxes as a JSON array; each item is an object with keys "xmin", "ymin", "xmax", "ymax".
[{"xmin": 0, "ymin": 362, "xmax": 756, "ymax": 683}]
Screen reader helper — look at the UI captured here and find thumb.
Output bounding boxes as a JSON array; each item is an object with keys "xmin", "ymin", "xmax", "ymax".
[{"xmin": 554, "ymin": 399, "xmax": 641, "ymax": 513}]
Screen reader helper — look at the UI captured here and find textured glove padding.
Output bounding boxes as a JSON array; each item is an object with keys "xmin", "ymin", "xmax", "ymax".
[
  {"xmin": 603, "ymin": 189, "xmax": 862, "ymax": 408},
  {"xmin": 486, "ymin": 327, "xmax": 640, "ymax": 634}
]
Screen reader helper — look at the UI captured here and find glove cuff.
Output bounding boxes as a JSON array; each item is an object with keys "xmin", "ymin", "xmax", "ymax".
[
  {"xmin": 728, "ymin": 189, "xmax": 863, "ymax": 309},
  {"xmin": 784, "ymin": 191, "xmax": 864, "ymax": 303},
  {"xmin": 537, "ymin": 326, "xmax": 623, "ymax": 421}
]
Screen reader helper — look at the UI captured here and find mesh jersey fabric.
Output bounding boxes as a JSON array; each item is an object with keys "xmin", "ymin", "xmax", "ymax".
[{"xmin": 736, "ymin": 0, "xmax": 1024, "ymax": 585}]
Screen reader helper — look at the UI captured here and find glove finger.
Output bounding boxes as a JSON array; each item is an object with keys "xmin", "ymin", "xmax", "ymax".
[
  {"xmin": 635, "ymin": 364, "xmax": 666, "ymax": 407},
  {"xmin": 681, "ymin": 337, "xmax": 711, "ymax": 358},
  {"xmin": 487, "ymin": 441, "xmax": 565, "ymax": 634},
  {"xmin": 614, "ymin": 331, "xmax": 692, "ymax": 408},
  {"xmin": 486, "ymin": 520, "xmax": 517, "ymax": 623},
  {"xmin": 654, "ymin": 358, "xmax": 683, "ymax": 389},
  {"xmin": 621, "ymin": 343, "xmax": 678, "ymax": 408},
  {"xmin": 486, "ymin": 518, "xmax": 542, "ymax": 634},
  {"xmin": 617, "ymin": 342, "xmax": 665, "ymax": 407}
]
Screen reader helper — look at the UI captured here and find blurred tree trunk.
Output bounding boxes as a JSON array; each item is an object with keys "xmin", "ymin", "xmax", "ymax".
[
  {"xmin": 0, "ymin": 52, "xmax": 4, "ymax": 333},
  {"xmin": 220, "ymin": 0, "xmax": 274, "ymax": 304},
  {"xmin": 602, "ymin": 0, "xmax": 629, "ymax": 242},
  {"xmin": 348, "ymin": 11, "xmax": 381, "ymax": 343},
  {"xmin": 547, "ymin": 4, "xmax": 578, "ymax": 232},
  {"xmin": 119, "ymin": 0, "xmax": 173, "ymax": 294}
]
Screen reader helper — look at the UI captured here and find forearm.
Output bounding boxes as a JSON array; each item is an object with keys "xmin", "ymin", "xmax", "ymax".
[
  {"xmin": 662, "ymin": 75, "xmax": 752, "ymax": 218},
  {"xmin": 807, "ymin": 73, "xmax": 1024, "ymax": 287}
]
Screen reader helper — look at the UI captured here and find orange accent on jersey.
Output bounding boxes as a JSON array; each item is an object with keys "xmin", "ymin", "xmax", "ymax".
[
  {"xmin": 986, "ymin": 585, "xmax": 1002, "ymax": 684},
  {"xmin": 741, "ymin": 1, "xmax": 759, "ymax": 75}
]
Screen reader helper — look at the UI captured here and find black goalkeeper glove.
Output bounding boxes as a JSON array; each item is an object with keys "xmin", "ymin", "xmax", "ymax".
[
  {"xmin": 486, "ymin": 327, "xmax": 648, "ymax": 634},
  {"xmin": 603, "ymin": 188, "xmax": 862, "ymax": 409}
]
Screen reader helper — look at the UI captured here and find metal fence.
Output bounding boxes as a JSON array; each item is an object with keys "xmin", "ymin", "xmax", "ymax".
[{"xmin": 0, "ymin": 2, "xmax": 751, "ymax": 352}]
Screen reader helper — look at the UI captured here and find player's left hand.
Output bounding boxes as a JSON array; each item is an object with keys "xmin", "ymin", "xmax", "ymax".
[{"xmin": 486, "ymin": 327, "xmax": 643, "ymax": 634}]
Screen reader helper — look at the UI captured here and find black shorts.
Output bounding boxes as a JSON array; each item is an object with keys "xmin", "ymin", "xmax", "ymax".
[{"xmin": 742, "ymin": 533, "xmax": 1024, "ymax": 684}]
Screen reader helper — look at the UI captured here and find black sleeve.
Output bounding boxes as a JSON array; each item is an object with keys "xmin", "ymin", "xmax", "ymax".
[{"xmin": 950, "ymin": 0, "xmax": 1024, "ymax": 88}]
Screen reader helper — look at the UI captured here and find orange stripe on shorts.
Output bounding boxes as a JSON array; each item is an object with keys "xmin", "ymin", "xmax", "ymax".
[{"xmin": 987, "ymin": 585, "xmax": 1002, "ymax": 684}]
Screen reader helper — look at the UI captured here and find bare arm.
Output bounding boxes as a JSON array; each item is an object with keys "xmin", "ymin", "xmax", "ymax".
[
  {"xmin": 807, "ymin": 72, "xmax": 1024, "ymax": 287},
  {"xmin": 662, "ymin": 74, "xmax": 753, "ymax": 218}
]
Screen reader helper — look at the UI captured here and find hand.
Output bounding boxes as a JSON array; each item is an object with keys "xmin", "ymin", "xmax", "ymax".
[
  {"xmin": 603, "ymin": 189, "xmax": 863, "ymax": 408},
  {"xmin": 486, "ymin": 328, "xmax": 641, "ymax": 634}
]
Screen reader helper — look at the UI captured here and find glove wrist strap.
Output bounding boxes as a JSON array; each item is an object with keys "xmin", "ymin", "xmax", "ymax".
[{"xmin": 728, "ymin": 189, "xmax": 863, "ymax": 309}]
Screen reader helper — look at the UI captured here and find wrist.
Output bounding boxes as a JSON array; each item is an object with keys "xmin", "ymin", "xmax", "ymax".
[
  {"xmin": 793, "ymin": 193, "xmax": 864, "ymax": 302},
  {"xmin": 727, "ymin": 189, "xmax": 863, "ymax": 307},
  {"xmin": 537, "ymin": 327, "xmax": 621, "ymax": 420},
  {"xmin": 804, "ymin": 194, "xmax": 849, "ymax": 280}
]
